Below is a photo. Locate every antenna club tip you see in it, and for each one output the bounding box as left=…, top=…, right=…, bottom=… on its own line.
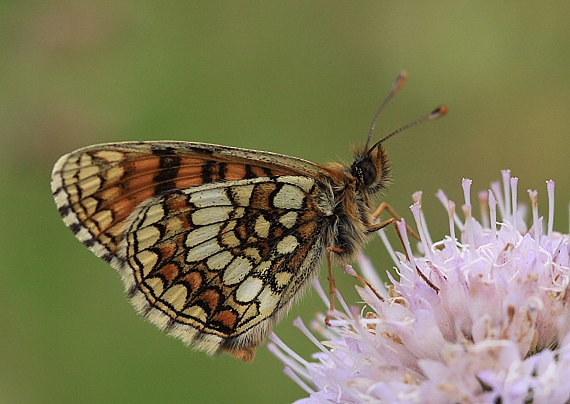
left=394, top=71, right=407, bottom=92
left=429, top=105, right=448, bottom=120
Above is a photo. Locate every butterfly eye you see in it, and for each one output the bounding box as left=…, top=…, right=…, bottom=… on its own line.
left=351, top=158, right=377, bottom=187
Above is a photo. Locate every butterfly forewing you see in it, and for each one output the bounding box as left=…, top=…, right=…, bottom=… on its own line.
left=52, top=142, right=329, bottom=257
left=51, top=141, right=336, bottom=361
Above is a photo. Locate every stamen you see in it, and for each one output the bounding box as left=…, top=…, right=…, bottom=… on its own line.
left=511, top=177, right=519, bottom=242
left=448, top=200, right=459, bottom=256
left=283, top=367, right=316, bottom=396
left=462, top=204, right=477, bottom=259
left=377, top=228, right=400, bottom=268
left=490, top=181, right=505, bottom=220
left=396, top=219, right=417, bottom=272
left=462, top=179, right=476, bottom=259
left=437, top=189, right=464, bottom=231
left=413, top=191, right=433, bottom=246
left=293, top=318, right=343, bottom=367
left=410, top=202, right=432, bottom=261
left=502, top=170, right=511, bottom=219
left=547, top=180, right=555, bottom=238
left=356, top=252, right=387, bottom=296
left=528, top=189, right=540, bottom=260
left=311, top=278, right=330, bottom=308
left=462, top=178, right=472, bottom=208
left=479, top=190, right=490, bottom=228
left=267, top=334, right=311, bottom=374
left=488, top=190, right=498, bottom=253
left=334, top=289, right=352, bottom=319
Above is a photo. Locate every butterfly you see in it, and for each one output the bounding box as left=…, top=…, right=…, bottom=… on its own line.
left=50, top=72, right=446, bottom=362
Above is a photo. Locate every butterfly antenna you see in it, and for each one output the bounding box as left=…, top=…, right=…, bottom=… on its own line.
left=365, top=71, right=408, bottom=150
left=368, top=105, right=448, bottom=152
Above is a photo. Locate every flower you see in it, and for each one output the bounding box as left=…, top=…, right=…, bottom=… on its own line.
left=268, top=171, right=570, bottom=404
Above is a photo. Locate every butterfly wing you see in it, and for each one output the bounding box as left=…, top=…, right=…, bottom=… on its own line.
left=121, top=176, right=329, bottom=361
left=51, top=141, right=333, bottom=361
left=51, top=141, right=330, bottom=260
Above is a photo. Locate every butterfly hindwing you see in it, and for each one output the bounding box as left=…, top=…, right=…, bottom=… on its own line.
left=119, top=176, right=329, bottom=358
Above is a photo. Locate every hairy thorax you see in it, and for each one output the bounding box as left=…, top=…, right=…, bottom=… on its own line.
left=317, top=163, right=377, bottom=262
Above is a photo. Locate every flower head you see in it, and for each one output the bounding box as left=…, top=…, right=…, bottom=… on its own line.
left=269, top=171, right=570, bottom=403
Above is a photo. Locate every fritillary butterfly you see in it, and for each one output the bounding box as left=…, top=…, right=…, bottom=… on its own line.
left=51, top=73, right=446, bottom=361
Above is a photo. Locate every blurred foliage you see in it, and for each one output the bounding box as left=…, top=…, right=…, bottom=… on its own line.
left=1, top=1, right=570, bottom=403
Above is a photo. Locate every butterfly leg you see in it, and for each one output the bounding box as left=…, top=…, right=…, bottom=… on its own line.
left=324, top=246, right=344, bottom=325
left=324, top=216, right=394, bottom=325
left=370, top=202, right=421, bottom=240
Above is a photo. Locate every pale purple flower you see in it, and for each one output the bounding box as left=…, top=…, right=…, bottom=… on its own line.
left=269, top=171, right=570, bottom=404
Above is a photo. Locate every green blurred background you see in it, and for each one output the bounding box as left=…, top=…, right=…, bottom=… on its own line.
left=2, top=2, right=570, bottom=403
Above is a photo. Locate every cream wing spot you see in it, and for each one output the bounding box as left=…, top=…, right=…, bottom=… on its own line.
left=257, top=261, right=271, bottom=275
left=104, top=165, right=125, bottom=184
left=277, top=176, right=314, bottom=192
left=78, top=153, right=93, bottom=169
left=135, top=250, right=159, bottom=277
left=243, top=247, right=261, bottom=262
left=82, top=197, right=99, bottom=217
left=165, top=216, right=184, bottom=234
left=233, top=207, right=245, bottom=219
left=80, top=175, right=102, bottom=198
left=223, top=257, right=252, bottom=285
left=273, top=184, right=305, bottom=210
left=186, top=223, right=222, bottom=248
left=94, top=150, right=124, bottom=163
left=145, top=277, right=164, bottom=297
left=276, top=235, right=299, bottom=255
left=220, top=231, right=240, bottom=248
left=254, top=215, right=270, bottom=239
left=99, top=186, right=121, bottom=202
left=279, top=211, right=297, bottom=229
left=240, top=304, right=260, bottom=323
left=78, top=165, right=99, bottom=180
left=141, top=203, right=165, bottom=227
left=207, top=251, right=233, bottom=270
left=161, top=284, right=188, bottom=311
left=189, top=188, right=231, bottom=207
left=184, top=305, right=207, bottom=323
left=275, top=272, right=293, bottom=289
left=191, top=206, right=232, bottom=226
left=231, top=184, right=254, bottom=206
left=64, top=185, right=79, bottom=199
left=235, top=277, right=263, bottom=303
left=62, top=169, right=77, bottom=183
left=223, top=220, right=236, bottom=232
left=98, top=233, right=112, bottom=247
left=186, top=238, right=222, bottom=262
left=91, top=210, right=114, bottom=232
left=135, top=225, right=161, bottom=251
left=258, top=286, right=280, bottom=317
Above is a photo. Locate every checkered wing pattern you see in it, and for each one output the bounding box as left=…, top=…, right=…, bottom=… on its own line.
left=51, top=141, right=332, bottom=361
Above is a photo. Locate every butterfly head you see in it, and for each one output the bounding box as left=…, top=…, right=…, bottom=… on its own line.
left=350, top=143, right=391, bottom=194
